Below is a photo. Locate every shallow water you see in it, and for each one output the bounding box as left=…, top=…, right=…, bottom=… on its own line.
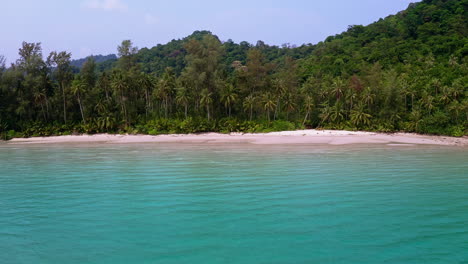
left=1, top=143, right=467, bottom=263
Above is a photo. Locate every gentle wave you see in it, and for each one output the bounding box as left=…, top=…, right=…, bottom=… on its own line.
left=1, top=144, right=467, bottom=264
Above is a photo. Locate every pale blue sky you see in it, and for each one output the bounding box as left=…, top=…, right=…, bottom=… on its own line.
left=1, top=0, right=418, bottom=63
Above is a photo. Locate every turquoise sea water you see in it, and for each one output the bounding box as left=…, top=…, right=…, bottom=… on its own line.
left=0, top=143, right=467, bottom=264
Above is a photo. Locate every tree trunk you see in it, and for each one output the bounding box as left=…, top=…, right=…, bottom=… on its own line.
left=40, top=102, right=46, bottom=121
left=45, top=95, right=50, bottom=120
left=62, top=82, right=67, bottom=123
left=303, top=111, right=309, bottom=125
left=145, top=89, right=149, bottom=118
left=78, top=96, right=85, bottom=124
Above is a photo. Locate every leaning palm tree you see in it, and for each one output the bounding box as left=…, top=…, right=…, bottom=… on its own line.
left=302, top=95, right=314, bottom=125
left=319, top=103, right=333, bottom=127
left=71, top=78, right=87, bottom=124
left=200, top=89, right=213, bottom=120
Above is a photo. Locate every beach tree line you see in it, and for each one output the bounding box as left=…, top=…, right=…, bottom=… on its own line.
left=0, top=0, right=466, bottom=139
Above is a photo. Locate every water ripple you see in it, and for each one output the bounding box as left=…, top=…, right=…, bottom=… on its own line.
left=0, top=144, right=467, bottom=264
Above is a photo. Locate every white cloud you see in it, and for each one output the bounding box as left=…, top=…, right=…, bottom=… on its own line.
left=82, top=0, right=128, bottom=12
left=144, top=14, right=158, bottom=25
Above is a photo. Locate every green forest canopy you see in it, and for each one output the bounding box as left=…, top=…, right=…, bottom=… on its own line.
left=0, top=0, right=466, bottom=139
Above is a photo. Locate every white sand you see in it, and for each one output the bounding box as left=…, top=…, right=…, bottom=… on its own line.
left=6, top=130, right=468, bottom=146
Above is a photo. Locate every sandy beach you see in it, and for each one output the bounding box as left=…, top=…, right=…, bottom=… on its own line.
left=4, top=130, right=468, bottom=146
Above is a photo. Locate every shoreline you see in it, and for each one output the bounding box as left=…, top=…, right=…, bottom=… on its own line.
left=4, top=130, right=468, bottom=146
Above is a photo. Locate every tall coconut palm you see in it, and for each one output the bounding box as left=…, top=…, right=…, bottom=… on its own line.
left=273, top=78, right=286, bottom=119
left=283, top=93, right=296, bottom=121
left=176, top=87, right=190, bottom=119
left=200, top=88, right=213, bottom=120
left=32, top=87, right=47, bottom=121
left=138, top=72, right=155, bottom=117
left=243, top=94, right=256, bottom=121
left=262, top=93, right=277, bottom=122
left=156, top=78, right=173, bottom=119
left=220, top=84, right=237, bottom=117
left=111, top=72, right=128, bottom=125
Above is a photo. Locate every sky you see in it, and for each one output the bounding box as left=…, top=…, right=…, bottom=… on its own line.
left=1, top=0, right=418, bottom=64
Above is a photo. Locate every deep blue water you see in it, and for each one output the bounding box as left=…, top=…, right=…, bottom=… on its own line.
left=1, top=143, right=467, bottom=263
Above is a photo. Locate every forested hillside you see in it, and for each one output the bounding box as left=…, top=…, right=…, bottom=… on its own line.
left=70, top=54, right=117, bottom=70
left=0, top=0, right=466, bottom=139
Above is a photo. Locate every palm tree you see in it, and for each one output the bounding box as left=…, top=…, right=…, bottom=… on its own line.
left=345, top=89, right=358, bottom=113
left=302, top=95, right=314, bottom=125
left=450, top=79, right=464, bottom=100
left=156, top=78, right=173, bottom=119
left=243, top=94, right=256, bottom=121
left=200, top=88, right=213, bottom=120
left=111, top=72, right=128, bottom=125
left=421, top=93, right=435, bottom=114
left=403, top=87, right=417, bottom=112
left=331, top=78, right=345, bottom=100
left=330, top=102, right=345, bottom=124
left=71, top=78, right=87, bottom=124
left=350, top=103, right=372, bottom=128
left=94, top=98, right=108, bottom=116
left=439, top=86, right=451, bottom=105
left=319, top=103, right=333, bottom=127
left=409, top=109, right=422, bottom=132
left=262, top=93, right=277, bottom=122
left=176, top=87, right=190, bottom=119
left=430, top=78, right=442, bottom=95
left=32, top=87, right=47, bottom=121
left=138, top=72, right=155, bottom=117
left=363, top=87, right=376, bottom=110
left=97, top=116, right=116, bottom=131
left=273, top=78, right=286, bottom=119
left=220, top=84, right=237, bottom=117
left=283, top=93, right=296, bottom=120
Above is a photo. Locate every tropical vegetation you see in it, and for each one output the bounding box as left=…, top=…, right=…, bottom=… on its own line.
left=0, top=0, right=466, bottom=140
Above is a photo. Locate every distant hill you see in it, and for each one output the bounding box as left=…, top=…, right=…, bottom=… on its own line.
left=70, top=54, right=118, bottom=69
